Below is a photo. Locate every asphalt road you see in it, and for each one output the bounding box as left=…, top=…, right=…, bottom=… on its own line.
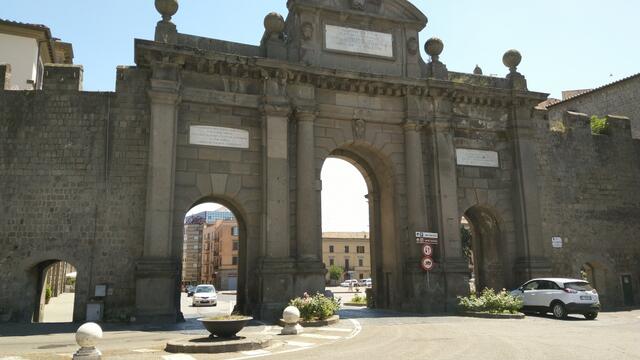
left=1, top=295, right=638, bottom=360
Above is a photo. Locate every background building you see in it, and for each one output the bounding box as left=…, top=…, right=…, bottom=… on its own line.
left=323, top=232, right=371, bottom=282
left=205, top=219, right=240, bottom=290
left=0, top=18, right=73, bottom=90
left=182, top=218, right=205, bottom=286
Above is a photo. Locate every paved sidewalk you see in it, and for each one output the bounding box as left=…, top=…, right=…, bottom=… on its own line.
left=42, top=293, right=75, bottom=323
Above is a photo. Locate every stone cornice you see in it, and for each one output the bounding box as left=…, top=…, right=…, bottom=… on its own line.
left=134, top=39, right=548, bottom=107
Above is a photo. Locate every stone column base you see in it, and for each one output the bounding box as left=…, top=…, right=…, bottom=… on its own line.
left=134, top=258, right=179, bottom=323
left=256, top=258, right=296, bottom=321
left=294, top=259, right=326, bottom=296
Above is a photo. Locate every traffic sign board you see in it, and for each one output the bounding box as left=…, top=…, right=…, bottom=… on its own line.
left=416, top=237, right=439, bottom=245
left=421, top=257, right=435, bottom=271
left=422, top=244, right=433, bottom=257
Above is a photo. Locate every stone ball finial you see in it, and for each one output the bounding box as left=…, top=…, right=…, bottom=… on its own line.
left=155, top=0, right=179, bottom=22
left=264, top=12, right=286, bottom=34
left=282, top=306, right=301, bottom=324
left=503, top=49, right=522, bottom=70
left=425, top=37, right=444, bottom=58
left=75, top=322, right=103, bottom=348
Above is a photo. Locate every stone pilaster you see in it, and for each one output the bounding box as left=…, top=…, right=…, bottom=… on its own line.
left=429, top=94, right=469, bottom=311
left=510, top=99, right=551, bottom=282
left=135, top=62, right=181, bottom=323
left=403, top=119, right=429, bottom=245
left=0, top=63, right=10, bottom=90
left=257, top=99, right=296, bottom=320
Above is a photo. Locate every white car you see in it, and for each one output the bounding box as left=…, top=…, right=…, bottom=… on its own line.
left=192, top=284, right=217, bottom=307
left=511, top=278, right=600, bottom=320
left=359, top=278, right=372, bottom=287
left=340, top=279, right=359, bottom=287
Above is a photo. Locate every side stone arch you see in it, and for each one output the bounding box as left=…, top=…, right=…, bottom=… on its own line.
left=173, top=174, right=262, bottom=315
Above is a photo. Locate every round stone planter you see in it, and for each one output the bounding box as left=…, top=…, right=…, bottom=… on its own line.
left=277, top=314, right=340, bottom=327
left=199, top=317, right=253, bottom=338
left=460, top=312, right=525, bottom=319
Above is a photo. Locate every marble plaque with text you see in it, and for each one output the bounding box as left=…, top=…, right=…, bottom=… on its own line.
left=456, top=149, right=500, bottom=168
left=325, top=25, right=393, bottom=58
left=189, top=126, right=249, bottom=149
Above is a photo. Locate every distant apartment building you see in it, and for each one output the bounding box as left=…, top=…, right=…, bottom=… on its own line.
left=322, top=232, right=371, bottom=281
left=182, top=218, right=205, bottom=285
left=0, top=18, right=73, bottom=90
left=184, top=208, right=234, bottom=225
left=203, top=219, right=240, bottom=290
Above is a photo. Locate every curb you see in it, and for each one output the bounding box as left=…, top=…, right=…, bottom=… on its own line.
left=277, top=315, right=340, bottom=327
left=459, top=312, right=525, bottom=319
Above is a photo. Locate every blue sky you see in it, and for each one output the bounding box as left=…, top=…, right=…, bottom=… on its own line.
left=5, top=1, right=638, bottom=232
left=4, top=0, right=638, bottom=97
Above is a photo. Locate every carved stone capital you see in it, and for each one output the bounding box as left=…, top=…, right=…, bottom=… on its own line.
left=261, top=102, right=292, bottom=118
left=294, top=107, right=318, bottom=123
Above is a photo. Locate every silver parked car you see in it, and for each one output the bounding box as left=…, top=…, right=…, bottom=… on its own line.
left=192, top=284, right=217, bottom=307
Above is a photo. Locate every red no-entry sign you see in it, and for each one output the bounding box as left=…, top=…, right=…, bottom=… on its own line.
left=421, top=256, right=435, bottom=271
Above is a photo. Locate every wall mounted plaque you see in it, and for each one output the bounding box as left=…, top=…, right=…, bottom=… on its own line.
left=189, top=126, right=249, bottom=149
left=325, top=25, right=393, bottom=58
left=456, top=149, right=500, bottom=168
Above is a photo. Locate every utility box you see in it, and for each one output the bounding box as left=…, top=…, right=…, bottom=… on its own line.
left=86, top=302, right=103, bottom=322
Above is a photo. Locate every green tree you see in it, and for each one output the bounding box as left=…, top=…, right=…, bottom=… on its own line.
left=328, top=265, right=344, bottom=281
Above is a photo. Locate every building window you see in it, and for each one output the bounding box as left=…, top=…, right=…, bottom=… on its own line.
left=233, top=241, right=239, bottom=251
left=231, top=226, right=239, bottom=236
left=232, top=256, right=238, bottom=265
left=345, top=246, right=350, bottom=253
left=344, top=259, right=350, bottom=270
left=329, top=245, right=334, bottom=253
left=357, top=246, right=365, bottom=253
left=358, top=258, right=363, bottom=267
left=359, top=273, right=364, bottom=279
left=329, top=258, right=334, bottom=266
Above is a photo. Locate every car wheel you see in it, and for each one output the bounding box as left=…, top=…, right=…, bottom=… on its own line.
left=584, top=312, right=598, bottom=320
left=552, top=302, right=567, bottom=319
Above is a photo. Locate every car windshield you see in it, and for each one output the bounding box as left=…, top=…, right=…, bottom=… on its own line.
left=564, top=282, right=593, bottom=291
left=196, top=286, right=214, bottom=293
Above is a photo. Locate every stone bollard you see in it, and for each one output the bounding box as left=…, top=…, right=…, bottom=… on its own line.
left=73, top=322, right=103, bottom=360
left=280, top=306, right=303, bottom=335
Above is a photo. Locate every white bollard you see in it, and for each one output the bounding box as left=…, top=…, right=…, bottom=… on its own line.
left=281, top=306, right=304, bottom=335
left=73, top=322, right=103, bottom=359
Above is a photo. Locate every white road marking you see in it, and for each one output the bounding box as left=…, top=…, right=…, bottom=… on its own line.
left=345, top=319, right=362, bottom=340
left=317, top=327, right=353, bottom=332
left=300, top=333, right=341, bottom=340
left=1, top=357, right=27, bottom=360
left=286, top=340, right=315, bottom=347
left=163, top=354, right=197, bottom=360
left=133, top=348, right=160, bottom=353
left=241, top=349, right=271, bottom=356
left=259, top=325, right=273, bottom=334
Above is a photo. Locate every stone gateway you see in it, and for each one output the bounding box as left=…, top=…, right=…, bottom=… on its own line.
left=1, top=0, right=638, bottom=323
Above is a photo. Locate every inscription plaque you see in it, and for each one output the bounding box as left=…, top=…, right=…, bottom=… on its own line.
left=189, top=126, right=249, bottom=149
left=456, top=149, right=500, bottom=168
left=325, top=25, right=393, bottom=58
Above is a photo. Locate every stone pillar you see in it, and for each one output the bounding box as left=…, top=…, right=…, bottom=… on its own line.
left=294, top=107, right=325, bottom=295
left=135, top=62, right=181, bottom=322
left=258, top=99, right=296, bottom=320
left=0, top=63, right=11, bottom=90
left=511, top=99, right=551, bottom=282
left=429, top=94, right=469, bottom=311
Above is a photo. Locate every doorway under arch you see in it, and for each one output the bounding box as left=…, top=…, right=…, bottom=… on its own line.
left=320, top=146, right=398, bottom=309
left=462, top=206, right=506, bottom=292
left=30, top=260, right=77, bottom=323
left=177, top=198, right=248, bottom=320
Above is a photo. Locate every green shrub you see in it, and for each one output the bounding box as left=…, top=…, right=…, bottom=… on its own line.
left=351, top=293, right=366, bottom=305
left=289, top=292, right=341, bottom=321
left=45, top=286, right=52, bottom=304
left=328, top=265, right=344, bottom=281
left=458, top=288, right=523, bottom=314
left=590, top=115, right=610, bottom=135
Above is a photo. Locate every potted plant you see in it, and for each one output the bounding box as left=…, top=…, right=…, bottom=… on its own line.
left=199, top=314, right=253, bottom=338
